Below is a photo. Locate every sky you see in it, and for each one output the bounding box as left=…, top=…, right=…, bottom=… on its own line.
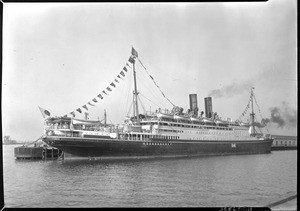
left=2, top=1, right=297, bottom=142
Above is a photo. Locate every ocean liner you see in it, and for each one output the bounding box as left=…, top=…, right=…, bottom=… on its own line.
left=41, top=48, right=273, bottom=158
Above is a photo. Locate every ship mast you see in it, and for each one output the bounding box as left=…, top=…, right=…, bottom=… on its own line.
left=250, top=87, right=256, bottom=135
left=132, top=56, right=140, bottom=125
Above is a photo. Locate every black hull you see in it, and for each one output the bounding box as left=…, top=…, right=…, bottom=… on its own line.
left=42, top=136, right=273, bottom=158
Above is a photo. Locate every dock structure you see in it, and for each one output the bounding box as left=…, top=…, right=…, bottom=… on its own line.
left=14, top=146, right=64, bottom=160
left=271, top=135, right=297, bottom=151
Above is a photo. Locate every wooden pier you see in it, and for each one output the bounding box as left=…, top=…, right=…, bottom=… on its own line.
left=14, top=146, right=64, bottom=160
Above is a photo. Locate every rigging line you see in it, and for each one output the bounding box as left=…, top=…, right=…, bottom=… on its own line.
left=24, top=135, right=44, bottom=147
left=139, top=92, right=162, bottom=109
left=126, top=100, right=134, bottom=117
left=137, top=58, right=175, bottom=107
left=136, top=65, right=166, bottom=103
left=123, top=67, right=133, bottom=117
left=137, top=95, right=146, bottom=114
left=135, top=70, right=160, bottom=98
left=137, top=57, right=147, bottom=70
left=147, top=62, right=178, bottom=82
left=254, top=116, right=263, bottom=134
left=253, top=94, right=270, bottom=133
left=136, top=83, right=168, bottom=110
left=238, top=90, right=252, bottom=121
left=135, top=72, right=166, bottom=108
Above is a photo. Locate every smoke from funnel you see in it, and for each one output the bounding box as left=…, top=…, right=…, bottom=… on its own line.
left=252, top=122, right=265, bottom=128
left=208, top=81, right=253, bottom=98
left=262, top=102, right=297, bottom=128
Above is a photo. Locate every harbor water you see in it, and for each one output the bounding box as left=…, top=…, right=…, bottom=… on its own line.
left=3, top=144, right=297, bottom=207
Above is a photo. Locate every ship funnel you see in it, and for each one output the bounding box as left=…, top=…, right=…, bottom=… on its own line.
left=189, top=94, right=198, bottom=116
left=204, top=97, right=213, bottom=118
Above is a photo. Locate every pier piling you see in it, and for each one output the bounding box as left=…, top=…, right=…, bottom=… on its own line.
left=14, top=146, right=63, bottom=161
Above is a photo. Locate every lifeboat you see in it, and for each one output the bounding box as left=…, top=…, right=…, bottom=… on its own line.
left=157, top=113, right=174, bottom=120
left=174, top=115, right=190, bottom=122
left=215, top=119, right=228, bottom=125
left=240, top=122, right=250, bottom=127
left=202, top=117, right=215, bottom=124
left=190, top=117, right=203, bottom=123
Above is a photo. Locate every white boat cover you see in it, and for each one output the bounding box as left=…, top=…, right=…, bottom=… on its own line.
left=215, top=120, right=227, bottom=124
left=72, top=119, right=101, bottom=125
left=174, top=115, right=190, bottom=121
left=157, top=113, right=174, bottom=119
left=190, top=117, right=203, bottom=122
left=202, top=117, right=215, bottom=123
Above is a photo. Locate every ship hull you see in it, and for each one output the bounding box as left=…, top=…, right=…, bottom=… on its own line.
left=42, top=136, right=273, bottom=158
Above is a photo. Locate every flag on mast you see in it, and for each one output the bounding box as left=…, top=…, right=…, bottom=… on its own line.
left=120, top=71, right=125, bottom=77
left=128, top=56, right=135, bottom=64
left=131, top=47, right=138, bottom=58
left=70, top=111, right=76, bottom=117
left=97, top=94, right=103, bottom=99
left=83, top=105, right=88, bottom=111
left=38, top=106, right=51, bottom=118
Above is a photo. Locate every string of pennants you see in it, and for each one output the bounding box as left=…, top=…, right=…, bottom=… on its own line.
left=252, top=90, right=270, bottom=133
left=67, top=48, right=138, bottom=118
left=238, top=87, right=254, bottom=121
left=137, top=57, right=175, bottom=107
